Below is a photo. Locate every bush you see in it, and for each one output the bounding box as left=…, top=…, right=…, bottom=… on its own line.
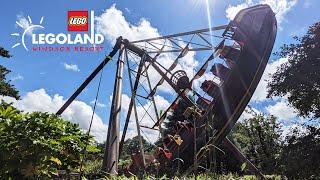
left=0, top=103, right=99, bottom=178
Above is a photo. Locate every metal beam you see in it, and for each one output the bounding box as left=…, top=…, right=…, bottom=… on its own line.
left=56, top=37, right=122, bottom=115
left=146, top=47, right=214, bottom=54
left=102, top=45, right=125, bottom=174
left=118, top=49, right=145, bottom=161
left=123, top=39, right=196, bottom=107
left=147, top=44, right=188, bottom=98
left=222, top=138, right=265, bottom=178
left=131, top=54, right=148, bottom=171
left=142, top=59, right=163, bottom=144
left=131, top=25, right=228, bottom=43
left=150, top=44, right=223, bottom=128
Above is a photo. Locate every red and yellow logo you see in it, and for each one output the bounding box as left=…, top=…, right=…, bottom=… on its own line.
left=68, top=11, right=88, bottom=31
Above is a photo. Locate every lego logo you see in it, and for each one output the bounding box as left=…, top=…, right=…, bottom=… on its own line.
left=68, top=11, right=88, bottom=31
left=69, top=17, right=87, bottom=25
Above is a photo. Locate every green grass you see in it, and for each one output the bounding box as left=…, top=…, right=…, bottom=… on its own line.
left=83, top=173, right=283, bottom=180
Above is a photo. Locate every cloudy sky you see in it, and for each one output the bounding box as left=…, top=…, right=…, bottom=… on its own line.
left=0, top=0, right=318, bottom=143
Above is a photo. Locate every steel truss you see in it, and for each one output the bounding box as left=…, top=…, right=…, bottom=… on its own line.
left=57, top=28, right=260, bottom=174
left=55, top=4, right=277, bottom=177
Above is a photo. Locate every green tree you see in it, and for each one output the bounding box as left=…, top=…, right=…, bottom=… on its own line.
left=0, top=47, right=12, bottom=58
left=0, top=46, right=19, bottom=99
left=0, top=65, right=20, bottom=99
left=222, top=113, right=283, bottom=174
left=267, top=22, right=320, bottom=119
left=281, top=125, right=320, bottom=179
left=0, top=103, right=99, bottom=178
left=120, top=136, right=156, bottom=160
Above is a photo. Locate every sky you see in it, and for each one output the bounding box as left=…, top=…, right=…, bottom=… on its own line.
left=0, top=0, right=319, bottom=143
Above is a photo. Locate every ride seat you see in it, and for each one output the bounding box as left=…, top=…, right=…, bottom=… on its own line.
left=210, top=63, right=231, bottom=80
left=200, top=80, right=219, bottom=98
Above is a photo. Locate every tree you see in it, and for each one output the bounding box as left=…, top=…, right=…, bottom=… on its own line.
left=120, top=136, right=155, bottom=160
left=0, top=103, right=99, bottom=178
left=220, top=113, right=283, bottom=174
left=281, top=125, right=320, bottom=179
left=0, top=46, right=19, bottom=99
left=0, top=65, right=20, bottom=99
left=118, top=136, right=156, bottom=175
left=267, top=22, right=320, bottom=119
left=0, top=47, right=12, bottom=58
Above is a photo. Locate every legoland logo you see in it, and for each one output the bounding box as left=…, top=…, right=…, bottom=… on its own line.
left=68, top=11, right=88, bottom=31
left=11, top=10, right=104, bottom=52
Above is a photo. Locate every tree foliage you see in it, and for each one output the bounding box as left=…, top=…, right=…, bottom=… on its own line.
left=219, top=113, right=282, bottom=174
left=0, top=46, right=19, bottom=99
left=281, top=125, right=320, bottom=179
left=120, top=136, right=156, bottom=160
left=0, top=65, right=20, bottom=99
left=267, top=22, right=320, bottom=119
left=220, top=112, right=320, bottom=179
left=0, top=103, right=99, bottom=178
left=0, top=47, right=12, bottom=58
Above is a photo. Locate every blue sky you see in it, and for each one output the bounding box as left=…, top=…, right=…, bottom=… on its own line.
left=0, top=0, right=319, bottom=142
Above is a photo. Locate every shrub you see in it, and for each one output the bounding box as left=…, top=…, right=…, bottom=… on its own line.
left=0, top=103, right=99, bottom=178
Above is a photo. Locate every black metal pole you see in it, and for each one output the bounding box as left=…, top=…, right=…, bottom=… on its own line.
left=56, top=37, right=122, bottom=115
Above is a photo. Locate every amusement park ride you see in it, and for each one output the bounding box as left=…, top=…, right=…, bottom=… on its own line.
left=56, top=4, right=277, bottom=177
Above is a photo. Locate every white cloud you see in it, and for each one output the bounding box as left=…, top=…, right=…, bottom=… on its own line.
left=238, top=106, right=261, bottom=122
left=15, top=14, right=37, bottom=36
left=226, top=0, right=253, bottom=20
left=124, top=7, right=131, bottom=14
left=90, top=99, right=106, bottom=108
left=250, top=57, right=299, bottom=123
left=225, top=0, right=297, bottom=25
left=63, top=63, right=80, bottom=72
left=252, top=57, right=288, bottom=102
left=11, top=74, right=24, bottom=81
left=96, top=4, right=160, bottom=45
left=96, top=4, right=199, bottom=95
left=262, top=0, right=297, bottom=23
left=0, top=89, right=108, bottom=143
left=192, top=72, right=219, bottom=94
left=265, top=99, right=298, bottom=121
left=16, top=15, right=31, bottom=29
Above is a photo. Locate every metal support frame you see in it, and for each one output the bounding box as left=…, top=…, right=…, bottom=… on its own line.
left=53, top=21, right=268, bottom=177
left=150, top=46, right=222, bottom=129
left=126, top=50, right=147, bottom=169
left=142, top=62, right=163, bottom=143
left=119, top=50, right=146, bottom=159
left=131, top=25, right=228, bottom=54
left=128, top=28, right=266, bottom=177
left=102, top=45, right=125, bottom=174
left=193, top=113, right=197, bottom=177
